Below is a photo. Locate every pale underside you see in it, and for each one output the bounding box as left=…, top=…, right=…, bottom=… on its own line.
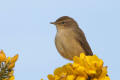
left=55, top=28, right=86, bottom=60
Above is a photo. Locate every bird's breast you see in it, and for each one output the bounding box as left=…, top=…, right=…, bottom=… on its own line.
left=55, top=29, right=85, bottom=60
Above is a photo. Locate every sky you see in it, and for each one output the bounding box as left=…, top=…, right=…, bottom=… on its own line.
left=0, top=0, right=120, bottom=80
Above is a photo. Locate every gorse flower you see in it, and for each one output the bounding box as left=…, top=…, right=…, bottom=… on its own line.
left=0, top=50, right=110, bottom=80
left=0, top=50, right=18, bottom=80
left=0, top=50, right=6, bottom=62
left=47, top=53, right=110, bottom=80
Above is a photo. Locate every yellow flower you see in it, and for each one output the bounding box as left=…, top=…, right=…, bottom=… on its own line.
left=0, top=50, right=18, bottom=80
left=63, top=63, right=74, bottom=74
left=7, top=54, right=18, bottom=70
left=48, top=75, right=55, bottom=80
left=98, top=66, right=108, bottom=80
left=8, top=76, right=15, bottom=80
left=46, top=53, right=110, bottom=80
left=66, top=75, right=75, bottom=80
left=8, top=63, right=15, bottom=69
left=76, top=76, right=86, bottom=80
left=91, top=78, right=97, bottom=80
left=10, top=54, right=19, bottom=63
left=0, top=50, right=6, bottom=62
left=104, top=76, right=110, bottom=80
left=9, top=70, right=14, bottom=76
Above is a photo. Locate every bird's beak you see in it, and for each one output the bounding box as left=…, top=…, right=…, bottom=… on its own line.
left=50, top=22, right=56, bottom=25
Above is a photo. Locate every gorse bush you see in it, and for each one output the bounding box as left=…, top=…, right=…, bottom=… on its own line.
left=0, top=50, right=18, bottom=80
left=46, top=53, right=110, bottom=80
left=0, top=50, right=110, bottom=80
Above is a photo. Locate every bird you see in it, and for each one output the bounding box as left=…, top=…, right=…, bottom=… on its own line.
left=51, top=16, right=93, bottom=60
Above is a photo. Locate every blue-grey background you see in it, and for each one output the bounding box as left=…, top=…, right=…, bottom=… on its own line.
left=0, top=0, right=119, bottom=80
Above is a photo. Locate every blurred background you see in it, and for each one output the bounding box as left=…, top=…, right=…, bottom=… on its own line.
left=0, top=0, right=119, bottom=80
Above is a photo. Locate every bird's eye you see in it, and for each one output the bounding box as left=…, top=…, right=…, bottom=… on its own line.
left=61, top=22, right=65, bottom=24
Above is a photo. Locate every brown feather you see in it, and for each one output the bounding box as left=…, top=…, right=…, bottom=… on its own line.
left=73, top=28, right=93, bottom=55
left=52, top=16, right=93, bottom=60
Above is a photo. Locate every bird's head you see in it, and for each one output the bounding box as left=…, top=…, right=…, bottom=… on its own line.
left=50, top=16, right=78, bottom=30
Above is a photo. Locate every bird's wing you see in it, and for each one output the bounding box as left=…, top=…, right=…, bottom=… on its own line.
left=73, top=28, right=93, bottom=55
